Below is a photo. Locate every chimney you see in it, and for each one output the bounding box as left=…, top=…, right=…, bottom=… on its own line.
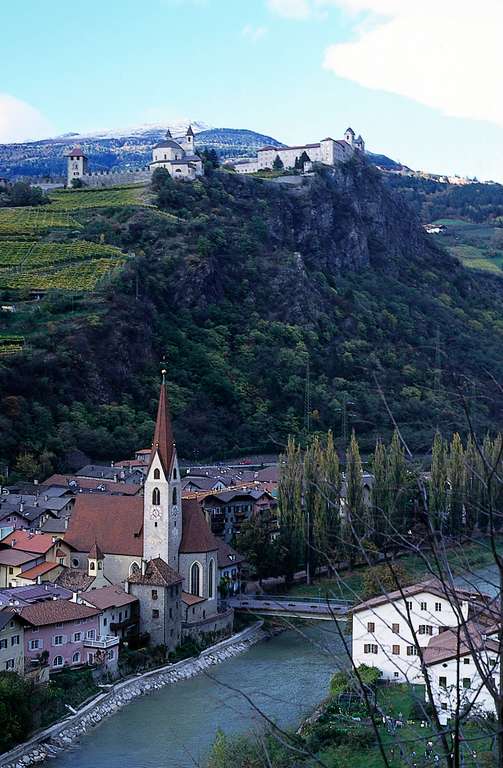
left=141, top=559, right=147, bottom=576
left=34, top=479, right=38, bottom=486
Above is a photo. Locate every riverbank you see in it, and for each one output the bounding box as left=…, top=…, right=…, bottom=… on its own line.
left=0, top=623, right=264, bottom=768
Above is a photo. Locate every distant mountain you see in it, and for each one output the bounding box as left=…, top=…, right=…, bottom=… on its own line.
left=0, top=123, right=284, bottom=180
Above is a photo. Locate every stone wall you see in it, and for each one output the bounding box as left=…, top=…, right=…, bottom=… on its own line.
left=80, top=169, right=151, bottom=188
left=0, top=622, right=264, bottom=768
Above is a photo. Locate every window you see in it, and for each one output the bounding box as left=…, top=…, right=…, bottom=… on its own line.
left=72, top=652, right=81, bottom=664
left=152, top=487, right=160, bottom=505
left=153, top=468, right=160, bottom=480
left=107, top=649, right=114, bottom=660
left=89, top=561, right=95, bottom=571
left=190, top=562, right=201, bottom=597
left=29, top=639, right=41, bottom=650
left=463, top=657, right=470, bottom=665
left=462, top=678, right=471, bottom=689
left=441, top=703, right=448, bottom=711
left=393, top=671, right=399, bottom=678
left=439, top=676, right=447, bottom=688
left=392, top=623, right=400, bottom=634
left=8, top=567, right=13, bottom=575
left=72, top=558, right=79, bottom=568
left=152, top=609, right=160, bottom=619
left=435, top=602, right=442, bottom=612
left=86, top=630, right=95, bottom=640
left=0, top=639, right=7, bottom=650
left=208, top=559, right=215, bottom=599
left=172, top=487, right=178, bottom=505
left=367, top=622, right=375, bottom=633
left=420, top=602, right=427, bottom=611
left=152, top=589, right=158, bottom=600
left=173, top=468, right=177, bottom=480
left=54, top=635, right=64, bottom=646
left=5, top=659, right=15, bottom=670
left=53, top=656, right=64, bottom=668
left=364, top=644, right=378, bottom=654
left=169, top=607, right=172, bottom=619
left=406, top=646, right=418, bottom=656
left=11, top=635, right=19, bottom=646
left=73, top=632, right=81, bottom=642
left=418, top=625, right=433, bottom=636
left=406, top=601, right=413, bottom=611
left=103, top=617, right=107, bottom=626
left=392, top=645, right=400, bottom=655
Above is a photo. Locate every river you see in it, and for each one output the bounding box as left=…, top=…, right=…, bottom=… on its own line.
left=47, top=623, right=348, bottom=768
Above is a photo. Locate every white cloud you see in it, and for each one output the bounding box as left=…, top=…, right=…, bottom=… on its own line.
left=0, top=94, right=53, bottom=144
left=323, top=0, right=503, bottom=127
left=267, top=0, right=340, bottom=19
left=242, top=24, right=268, bottom=42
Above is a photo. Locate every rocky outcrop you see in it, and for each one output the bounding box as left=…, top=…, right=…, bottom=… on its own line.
left=0, top=623, right=263, bottom=768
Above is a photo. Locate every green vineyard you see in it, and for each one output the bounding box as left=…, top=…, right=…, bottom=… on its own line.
left=47, top=184, right=150, bottom=211
left=0, top=207, right=82, bottom=235
left=0, top=240, right=124, bottom=268
left=0, top=258, right=125, bottom=291
left=0, top=334, right=24, bottom=356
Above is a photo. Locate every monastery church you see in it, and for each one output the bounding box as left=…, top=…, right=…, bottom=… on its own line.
left=63, top=372, right=231, bottom=648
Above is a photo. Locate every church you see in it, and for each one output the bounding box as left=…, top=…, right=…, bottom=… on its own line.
left=63, top=371, right=232, bottom=649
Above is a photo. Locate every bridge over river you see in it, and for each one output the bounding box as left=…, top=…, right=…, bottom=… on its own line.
left=229, top=594, right=351, bottom=620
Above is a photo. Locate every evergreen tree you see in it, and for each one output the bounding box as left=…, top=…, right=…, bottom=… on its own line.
left=272, top=154, right=284, bottom=171
left=344, top=430, right=365, bottom=566
left=430, top=432, right=447, bottom=533
left=304, top=436, right=322, bottom=581
left=386, top=430, right=408, bottom=541
left=447, top=432, right=465, bottom=535
left=371, top=438, right=387, bottom=547
left=464, top=435, right=483, bottom=534
left=278, top=436, right=303, bottom=581
left=321, top=430, right=342, bottom=560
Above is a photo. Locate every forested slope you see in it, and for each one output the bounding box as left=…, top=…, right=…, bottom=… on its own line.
left=1, top=158, right=503, bottom=475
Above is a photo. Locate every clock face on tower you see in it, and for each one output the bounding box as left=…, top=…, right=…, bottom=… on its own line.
left=150, top=507, right=161, bottom=521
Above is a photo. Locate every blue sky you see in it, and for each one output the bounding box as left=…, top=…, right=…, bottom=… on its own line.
left=1, top=0, right=502, bottom=181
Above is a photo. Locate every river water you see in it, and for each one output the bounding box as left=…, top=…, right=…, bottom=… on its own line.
left=48, top=623, right=348, bottom=768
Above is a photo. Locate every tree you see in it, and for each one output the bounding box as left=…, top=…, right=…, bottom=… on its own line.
left=272, top=155, right=284, bottom=171
left=238, top=513, right=278, bottom=586
left=319, top=430, right=342, bottom=562
left=344, top=430, right=365, bottom=566
left=278, top=436, right=303, bottom=582
left=385, top=429, right=408, bottom=539
left=430, top=431, right=447, bottom=533
left=371, top=439, right=387, bottom=547
left=14, top=452, right=41, bottom=481
left=447, top=432, right=465, bottom=535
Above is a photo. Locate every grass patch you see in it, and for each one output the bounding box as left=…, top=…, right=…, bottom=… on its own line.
left=0, top=207, right=81, bottom=235
left=47, top=184, right=151, bottom=211
left=0, top=258, right=125, bottom=291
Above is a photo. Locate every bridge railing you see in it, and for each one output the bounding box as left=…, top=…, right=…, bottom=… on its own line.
left=232, top=594, right=351, bottom=608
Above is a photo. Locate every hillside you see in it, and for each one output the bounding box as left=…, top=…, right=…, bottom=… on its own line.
left=0, top=126, right=283, bottom=180
left=1, top=158, right=503, bottom=475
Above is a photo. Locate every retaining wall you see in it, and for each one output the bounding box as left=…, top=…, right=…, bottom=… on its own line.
left=0, top=622, right=264, bottom=768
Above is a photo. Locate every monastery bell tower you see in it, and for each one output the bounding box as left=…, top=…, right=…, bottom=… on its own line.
left=143, top=369, right=182, bottom=570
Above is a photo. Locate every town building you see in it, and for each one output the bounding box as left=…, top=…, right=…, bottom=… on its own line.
left=351, top=579, right=489, bottom=683
left=0, top=609, right=25, bottom=673
left=128, top=558, right=182, bottom=651
left=232, top=127, right=365, bottom=175
left=216, top=539, right=245, bottom=596
left=202, top=489, right=277, bottom=543
left=20, top=599, right=118, bottom=673
left=81, top=585, right=139, bottom=642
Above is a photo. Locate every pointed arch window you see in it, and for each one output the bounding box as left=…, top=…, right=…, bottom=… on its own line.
left=152, top=488, right=160, bottom=506
left=190, top=562, right=201, bottom=597
left=173, top=467, right=177, bottom=480
left=153, top=468, right=160, bottom=480
left=172, top=487, right=178, bottom=506
left=208, top=559, right=214, bottom=599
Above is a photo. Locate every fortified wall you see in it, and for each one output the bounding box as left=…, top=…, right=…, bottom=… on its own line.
left=78, top=167, right=152, bottom=188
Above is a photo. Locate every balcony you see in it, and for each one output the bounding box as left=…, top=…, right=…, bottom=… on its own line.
left=83, top=635, right=119, bottom=649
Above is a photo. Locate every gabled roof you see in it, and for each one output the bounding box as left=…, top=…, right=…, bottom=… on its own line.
left=0, top=530, right=62, bottom=555
left=0, top=550, right=37, bottom=567
left=84, top=585, right=138, bottom=610
left=186, top=125, right=194, bottom=136
left=423, top=622, right=501, bottom=666
left=88, top=541, right=104, bottom=561
left=215, top=538, right=245, bottom=569
left=182, top=591, right=205, bottom=606
left=128, top=557, right=182, bottom=587
left=0, top=609, right=24, bottom=632
left=20, top=600, right=100, bottom=627
left=180, top=498, right=218, bottom=554
left=56, top=569, right=96, bottom=592
left=352, top=578, right=489, bottom=614
left=150, top=379, right=176, bottom=476
left=64, top=494, right=143, bottom=556
left=18, top=562, right=62, bottom=581
left=66, top=146, right=87, bottom=157
left=42, top=474, right=141, bottom=496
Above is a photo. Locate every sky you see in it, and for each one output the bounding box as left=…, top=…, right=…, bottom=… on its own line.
left=1, top=0, right=502, bottom=181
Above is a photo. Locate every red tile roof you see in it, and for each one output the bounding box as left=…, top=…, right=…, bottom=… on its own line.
left=0, top=550, right=37, bottom=566
left=84, top=585, right=138, bottom=610
left=43, top=474, right=141, bottom=496
left=150, top=381, right=176, bottom=475
left=181, top=591, right=205, bottom=606
left=352, top=578, right=489, bottom=614
left=20, top=600, right=100, bottom=627
left=128, top=557, right=182, bottom=587
left=180, top=498, right=218, bottom=554
left=1, top=530, right=59, bottom=555
left=64, top=495, right=143, bottom=556
left=18, top=562, right=62, bottom=580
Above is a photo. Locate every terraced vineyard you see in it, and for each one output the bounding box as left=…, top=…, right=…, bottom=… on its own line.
left=0, top=240, right=123, bottom=268
left=47, top=184, right=150, bottom=211
left=0, top=258, right=125, bottom=291
left=0, top=207, right=81, bottom=235
left=432, top=219, right=503, bottom=276
left=0, top=334, right=24, bottom=356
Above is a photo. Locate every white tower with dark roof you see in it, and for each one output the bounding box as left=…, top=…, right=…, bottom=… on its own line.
left=143, top=369, right=182, bottom=570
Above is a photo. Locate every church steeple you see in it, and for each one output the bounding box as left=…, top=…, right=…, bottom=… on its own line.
left=143, top=369, right=182, bottom=569
left=150, top=368, right=176, bottom=476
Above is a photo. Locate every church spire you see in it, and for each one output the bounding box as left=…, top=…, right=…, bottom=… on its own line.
left=150, top=368, right=176, bottom=475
